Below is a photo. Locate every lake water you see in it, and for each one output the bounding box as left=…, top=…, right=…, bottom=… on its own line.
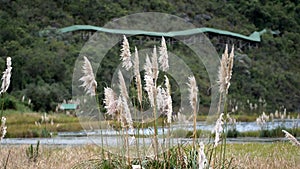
left=58, top=119, right=299, bottom=136
left=1, top=119, right=299, bottom=146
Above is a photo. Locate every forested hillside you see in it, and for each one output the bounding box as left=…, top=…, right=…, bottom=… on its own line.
left=0, top=0, right=299, bottom=113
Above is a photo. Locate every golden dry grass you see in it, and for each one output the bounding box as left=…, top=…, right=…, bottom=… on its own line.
left=0, top=144, right=101, bottom=169
left=0, top=142, right=299, bottom=169
left=226, top=143, right=300, bottom=169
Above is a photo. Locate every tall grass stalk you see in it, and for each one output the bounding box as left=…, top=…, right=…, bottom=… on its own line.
left=0, top=93, right=4, bottom=124
left=222, top=45, right=234, bottom=168
left=79, top=56, right=106, bottom=158
left=208, top=44, right=234, bottom=168
left=0, top=57, right=12, bottom=141
left=3, top=149, right=10, bottom=169
left=187, top=76, right=199, bottom=148
left=221, top=97, right=228, bottom=168
left=144, top=47, right=160, bottom=158
left=118, top=70, right=135, bottom=164
left=133, top=47, right=144, bottom=161
left=152, top=46, right=159, bottom=159
left=152, top=82, right=159, bottom=159
left=218, top=45, right=234, bottom=168
left=165, top=75, right=172, bottom=169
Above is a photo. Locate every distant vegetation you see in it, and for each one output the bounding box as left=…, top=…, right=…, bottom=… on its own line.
left=0, top=0, right=299, bottom=113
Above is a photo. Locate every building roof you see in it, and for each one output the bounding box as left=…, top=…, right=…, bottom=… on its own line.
left=60, top=103, right=77, bottom=110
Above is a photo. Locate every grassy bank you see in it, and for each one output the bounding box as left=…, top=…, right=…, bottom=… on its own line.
left=0, top=142, right=298, bottom=169
left=171, top=127, right=300, bottom=139
left=4, top=112, right=83, bottom=138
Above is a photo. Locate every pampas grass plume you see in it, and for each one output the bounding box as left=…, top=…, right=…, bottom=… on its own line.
left=144, top=54, right=155, bottom=107
left=151, top=46, right=159, bottom=81
left=118, top=70, right=129, bottom=99
left=187, top=76, right=198, bottom=111
left=79, top=56, right=97, bottom=96
left=165, top=75, right=172, bottom=123
left=213, top=113, right=224, bottom=147
left=0, top=57, right=12, bottom=94
left=120, top=35, right=132, bottom=71
left=282, top=130, right=300, bottom=147
left=118, top=71, right=133, bottom=129
left=198, top=142, right=207, bottom=169
left=134, top=47, right=143, bottom=105
left=159, top=37, right=169, bottom=71
left=0, top=116, right=7, bottom=140
left=104, top=87, right=118, bottom=116
left=217, top=44, right=234, bottom=94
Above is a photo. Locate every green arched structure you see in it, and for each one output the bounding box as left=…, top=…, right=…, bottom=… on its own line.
left=57, top=25, right=278, bottom=42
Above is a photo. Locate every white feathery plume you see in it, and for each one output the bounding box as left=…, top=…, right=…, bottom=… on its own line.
left=156, top=76, right=173, bottom=123
left=122, top=96, right=133, bottom=129
left=103, top=87, right=118, bottom=116
left=156, top=86, right=166, bottom=115
left=1, top=116, right=7, bottom=140
left=227, top=45, right=234, bottom=85
left=0, top=57, right=12, bottom=94
left=187, top=75, right=198, bottom=145
left=118, top=71, right=133, bottom=129
left=151, top=46, right=159, bottom=81
left=156, top=85, right=172, bottom=123
left=176, top=110, right=188, bottom=123
left=41, top=113, right=44, bottom=123
left=159, top=37, right=169, bottom=71
left=275, top=110, right=279, bottom=118
left=134, top=47, right=143, bottom=105
left=144, top=54, right=155, bottom=107
left=0, top=68, right=11, bottom=94
left=198, top=142, right=207, bottom=169
left=6, top=57, right=11, bottom=67
left=227, top=113, right=233, bottom=124
left=132, top=165, right=145, bottom=169
left=187, top=76, right=198, bottom=111
left=116, top=96, right=132, bottom=130
left=120, top=35, right=132, bottom=71
left=128, top=136, right=136, bottom=146
left=282, top=130, right=300, bottom=147
left=212, top=113, right=224, bottom=147
left=41, top=113, right=49, bottom=123
left=116, top=96, right=125, bottom=127
left=165, top=75, right=172, bottom=123
left=118, top=70, right=129, bottom=99
left=270, top=113, right=274, bottom=122
left=256, top=112, right=270, bottom=128
left=217, top=45, right=235, bottom=94
left=256, top=117, right=263, bottom=127
left=281, top=113, right=285, bottom=120
left=79, top=56, right=97, bottom=96
left=262, top=112, right=269, bottom=121
left=217, top=45, right=229, bottom=94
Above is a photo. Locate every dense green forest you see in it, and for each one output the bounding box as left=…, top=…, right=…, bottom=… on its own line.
left=0, top=0, right=299, bottom=113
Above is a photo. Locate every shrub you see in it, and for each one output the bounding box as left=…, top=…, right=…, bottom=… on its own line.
left=0, top=96, right=17, bottom=110
left=227, top=128, right=239, bottom=138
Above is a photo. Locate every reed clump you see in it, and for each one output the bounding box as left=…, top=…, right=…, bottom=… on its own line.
left=75, top=36, right=240, bottom=169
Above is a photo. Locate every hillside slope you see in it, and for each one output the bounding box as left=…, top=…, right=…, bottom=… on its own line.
left=0, top=0, right=299, bottom=113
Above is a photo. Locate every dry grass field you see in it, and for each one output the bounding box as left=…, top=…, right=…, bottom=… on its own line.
left=0, top=142, right=299, bottom=169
